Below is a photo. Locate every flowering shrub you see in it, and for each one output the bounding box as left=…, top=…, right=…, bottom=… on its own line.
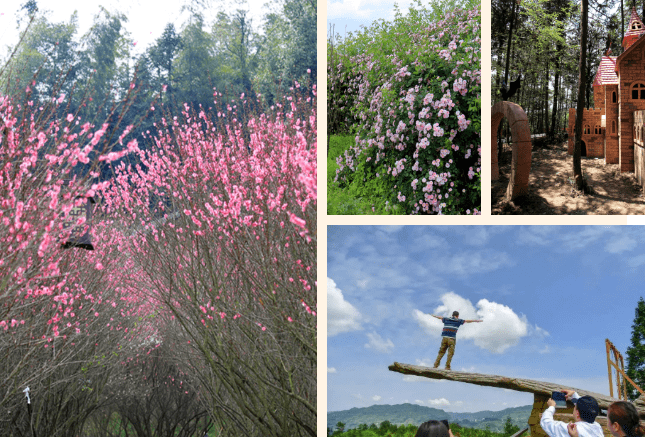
left=1, top=78, right=316, bottom=436
left=330, top=4, right=481, bottom=214
left=100, top=89, right=317, bottom=436
left=0, top=90, right=158, bottom=436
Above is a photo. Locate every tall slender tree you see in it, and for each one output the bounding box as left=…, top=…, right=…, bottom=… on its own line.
left=626, top=297, right=645, bottom=401
left=573, top=0, right=589, bottom=191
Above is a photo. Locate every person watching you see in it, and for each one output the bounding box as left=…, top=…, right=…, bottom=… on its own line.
left=415, top=420, right=455, bottom=437
left=568, top=400, right=645, bottom=437
left=540, top=389, right=603, bottom=437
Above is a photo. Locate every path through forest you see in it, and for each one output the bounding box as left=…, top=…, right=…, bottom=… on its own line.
left=492, top=140, right=645, bottom=214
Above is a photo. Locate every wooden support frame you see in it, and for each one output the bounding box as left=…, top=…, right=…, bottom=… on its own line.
left=605, top=339, right=644, bottom=399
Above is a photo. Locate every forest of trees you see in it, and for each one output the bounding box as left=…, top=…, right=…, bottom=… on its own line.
left=2, top=0, right=316, bottom=179
left=491, top=0, right=645, bottom=140
left=328, top=418, right=524, bottom=437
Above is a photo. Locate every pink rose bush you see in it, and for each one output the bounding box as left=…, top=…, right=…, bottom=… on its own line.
left=330, top=5, right=481, bottom=214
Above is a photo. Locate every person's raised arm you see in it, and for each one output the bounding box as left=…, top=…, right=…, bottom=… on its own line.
left=431, top=315, right=443, bottom=320
left=465, top=319, right=483, bottom=323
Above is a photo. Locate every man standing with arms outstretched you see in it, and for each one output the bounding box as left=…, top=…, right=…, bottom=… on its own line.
left=432, top=311, right=482, bottom=370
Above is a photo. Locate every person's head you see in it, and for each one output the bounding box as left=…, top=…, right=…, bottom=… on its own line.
left=415, top=420, right=451, bottom=437
left=572, top=395, right=600, bottom=423
left=452, top=311, right=459, bottom=318
left=607, top=401, right=645, bottom=437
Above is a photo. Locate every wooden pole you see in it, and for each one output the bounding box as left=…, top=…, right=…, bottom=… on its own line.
left=620, top=354, right=627, bottom=400
left=608, top=358, right=645, bottom=397
left=606, top=339, right=614, bottom=398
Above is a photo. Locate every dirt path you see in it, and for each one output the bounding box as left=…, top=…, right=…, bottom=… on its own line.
left=492, top=141, right=645, bottom=215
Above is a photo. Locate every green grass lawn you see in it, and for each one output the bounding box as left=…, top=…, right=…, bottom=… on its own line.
left=327, top=135, right=402, bottom=215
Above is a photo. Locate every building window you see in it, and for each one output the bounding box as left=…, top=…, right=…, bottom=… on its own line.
left=631, top=83, right=645, bottom=100
left=612, top=120, right=616, bottom=134
left=584, top=124, right=591, bottom=134
left=612, top=91, right=617, bottom=103
left=594, top=125, right=601, bottom=134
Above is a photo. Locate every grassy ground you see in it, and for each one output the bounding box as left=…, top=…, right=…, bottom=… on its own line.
left=327, top=135, right=403, bottom=215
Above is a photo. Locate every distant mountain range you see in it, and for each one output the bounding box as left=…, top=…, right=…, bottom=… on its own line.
left=327, top=403, right=533, bottom=432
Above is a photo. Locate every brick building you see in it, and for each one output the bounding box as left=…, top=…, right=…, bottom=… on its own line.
left=567, top=7, right=645, bottom=174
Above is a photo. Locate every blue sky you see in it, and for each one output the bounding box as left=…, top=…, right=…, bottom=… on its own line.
left=327, top=226, right=645, bottom=413
left=327, top=0, right=417, bottom=38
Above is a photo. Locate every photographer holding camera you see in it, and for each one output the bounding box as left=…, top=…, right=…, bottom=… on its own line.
left=540, top=389, right=604, bottom=437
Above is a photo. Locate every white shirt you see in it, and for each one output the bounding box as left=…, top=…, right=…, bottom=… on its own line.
left=540, top=393, right=605, bottom=437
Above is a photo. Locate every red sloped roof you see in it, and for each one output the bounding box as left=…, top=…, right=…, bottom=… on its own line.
left=626, top=7, right=645, bottom=38
left=593, top=56, right=618, bottom=86
left=623, top=7, right=645, bottom=49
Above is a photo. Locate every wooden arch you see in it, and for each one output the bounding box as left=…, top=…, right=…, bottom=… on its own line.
left=491, top=101, right=532, bottom=200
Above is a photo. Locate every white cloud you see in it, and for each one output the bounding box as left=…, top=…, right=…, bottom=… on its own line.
left=518, top=226, right=642, bottom=256
left=532, top=324, right=550, bottom=338
left=605, top=232, right=638, bottom=253
left=378, top=225, right=404, bottom=234
left=626, top=254, right=645, bottom=269
left=428, top=398, right=451, bottom=406
left=365, top=331, right=395, bottom=354
left=328, top=278, right=362, bottom=337
left=517, top=226, right=553, bottom=246
left=415, top=399, right=425, bottom=405
left=328, top=367, right=337, bottom=373
left=539, top=345, right=551, bottom=354
left=327, top=0, right=373, bottom=19
left=357, top=279, right=369, bottom=289
left=372, top=395, right=382, bottom=401
left=460, top=366, right=478, bottom=373
left=436, top=251, right=514, bottom=275
left=414, top=292, right=530, bottom=354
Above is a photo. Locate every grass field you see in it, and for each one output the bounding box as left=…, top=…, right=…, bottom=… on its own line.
left=327, top=135, right=403, bottom=215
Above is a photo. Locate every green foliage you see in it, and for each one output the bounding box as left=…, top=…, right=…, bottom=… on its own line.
left=328, top=420, right=525, bottom=437
left=626, top=296, right=645, bottom=401
left=2, top=0, right=316, bottom=150
left=328, top=135, right=404, bottom=215
left=503, top=417, right=521, bottom=436
left=328, top=403, right=532, bottom=433
left=327, top=3, right=481, bottom=215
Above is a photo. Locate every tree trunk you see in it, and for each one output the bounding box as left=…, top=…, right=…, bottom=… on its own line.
left=550, top=38, right=563, bottom=140
left=388, top=362, right=645, bottom=413
left=544, top=58, right=550, bottom=135
left=573, top=0, right=588, bottom=191
left=504, top=0, right=517, bottom=86
left=551, top=69, right=560, bottom=139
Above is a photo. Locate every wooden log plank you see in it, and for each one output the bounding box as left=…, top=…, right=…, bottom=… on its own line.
left=388, top=362, right=645, bottom=415
left=510, top=427, right=529, bottom=437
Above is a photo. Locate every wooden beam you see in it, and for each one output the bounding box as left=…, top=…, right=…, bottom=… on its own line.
left=608, top=359, right=645, bottom=396
left=510, top=427, right=529, bottom=437
left=606, top=340, right=614, bottom=398
left=388, top=362, right=645, bottom=415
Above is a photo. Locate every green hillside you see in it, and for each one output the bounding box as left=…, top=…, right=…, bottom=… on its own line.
left=327, top=403, right=532, bottom=432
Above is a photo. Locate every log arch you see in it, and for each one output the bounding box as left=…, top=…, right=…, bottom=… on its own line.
left=491, top=101, right=532, bottom=200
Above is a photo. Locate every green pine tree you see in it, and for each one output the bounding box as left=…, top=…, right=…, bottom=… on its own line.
left=626, top=296, right=645, bottom=400
left=503, top=417, right=520, bottom=437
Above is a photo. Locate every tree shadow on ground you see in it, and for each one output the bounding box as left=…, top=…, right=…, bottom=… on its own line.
left=492, top=140, right=645, bottom=215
